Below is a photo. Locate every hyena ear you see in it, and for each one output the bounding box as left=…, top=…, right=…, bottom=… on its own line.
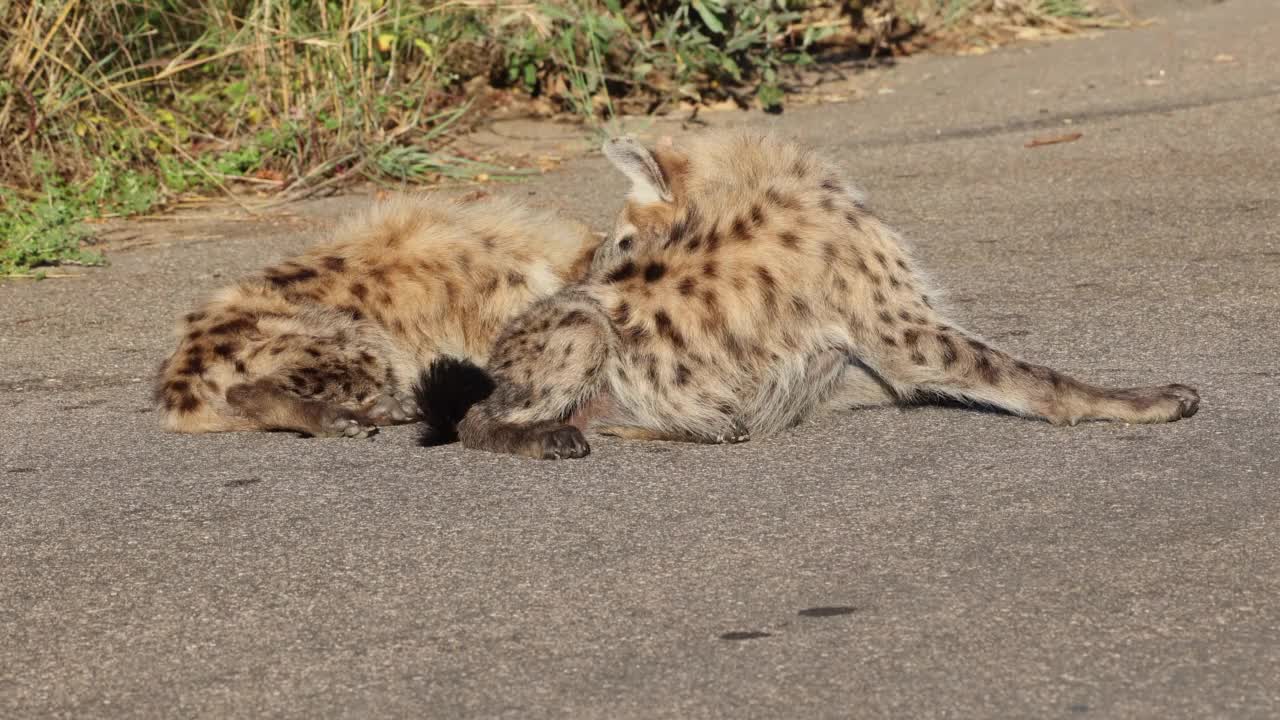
left=603, top=135, right=672, bottom=205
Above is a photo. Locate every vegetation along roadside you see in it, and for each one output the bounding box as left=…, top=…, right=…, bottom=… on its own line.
left=0, top=0, right=1117, bottom=277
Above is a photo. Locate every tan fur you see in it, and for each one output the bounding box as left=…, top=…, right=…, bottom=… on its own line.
left=156, top=194, right=600, bottom=436
left=457, top=130, right=1199, bottom=459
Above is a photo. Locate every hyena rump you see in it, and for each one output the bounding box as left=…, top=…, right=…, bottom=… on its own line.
left=156, top=194, right=600, bottom=438
left=447, top=130, right=1199, bottom=459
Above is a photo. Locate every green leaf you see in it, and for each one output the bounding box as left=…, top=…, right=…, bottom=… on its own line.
left=691, top=0, right=725, bottom=34
left=757, top=83, right=784, bottom=111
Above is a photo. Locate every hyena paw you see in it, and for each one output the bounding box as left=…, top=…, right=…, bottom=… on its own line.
left=392, top=389, right=422, bottom=419
left=321, top=409, right=378, bottom=439
left=712, top=421, right=751, bottom=444
left=1062, top=383, right=1200, bottom=426
left=361, top=394, right=418, bottom=425
left=534, top=425, right=591, bottom=460
left=1120, top=383, right=1200, bottom=422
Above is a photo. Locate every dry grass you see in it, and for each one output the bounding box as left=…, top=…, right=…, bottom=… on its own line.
left=0, top=0, right=1114, bottom=275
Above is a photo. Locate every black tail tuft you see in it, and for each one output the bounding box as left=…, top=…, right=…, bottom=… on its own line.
left=415, top=356, right=495, bottom=446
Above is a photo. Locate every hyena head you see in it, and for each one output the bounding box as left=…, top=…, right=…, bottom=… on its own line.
left=591, top=135, right=691, bottom=272
left=597, top=130, right=861, bottom=260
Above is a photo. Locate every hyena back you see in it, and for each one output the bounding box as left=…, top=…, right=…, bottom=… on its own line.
left=156, top=194, right=599, bottom=437
left=453, top=130, right=1199, bottom=459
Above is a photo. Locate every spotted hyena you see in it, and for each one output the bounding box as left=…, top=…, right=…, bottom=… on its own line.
left=155, top=194, right=600, bottom=438
left=442, top=130, right=1199, bottom=459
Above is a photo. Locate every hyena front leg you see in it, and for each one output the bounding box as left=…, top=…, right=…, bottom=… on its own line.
left=225, top=378, right=378, bottom=438
left=457, top=292, right=614, bottom=459
left=856, top=312, right=1199, bottom=425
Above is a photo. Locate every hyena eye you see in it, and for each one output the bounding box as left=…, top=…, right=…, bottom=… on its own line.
left=617, top=234, right=634, bottom=251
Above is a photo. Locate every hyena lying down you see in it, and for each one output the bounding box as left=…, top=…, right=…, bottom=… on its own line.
left=155, top=194, right=600, bottom=438
left=440, top=130, right=1199, bottom=459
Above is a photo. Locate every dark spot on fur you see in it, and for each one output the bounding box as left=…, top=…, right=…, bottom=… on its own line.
left=212, top=342, right=238, bottom=358
left=1016, top=360, right=1034, bottom=373
left=653, top=310, right=685, bottom=349
left=178, top=393, right=200, bottom=413
left=675, top=363, right=691, bottom=386
left=506, top=271, right=526, bottom=287
left=644, top=262, right=667, bottom=283
left=211, top=316, right=262, bottom=338
left=731, top=216, right=751, bottom=242
left=322, top=256, right=345, bottom=271
left=939, top=334, right=958, bottom=366
left=975, top=352, right=1001, bottom=383
left=678, top=277, right=696, bottom=296
left=873, top=290, right=886, bottom=305
left=823, top=242, right=838, bottom=263
left=266, top=265, right=317, bottom=287
left=844, top=210, right=861, bottom=228
left=902, top=328, right=920, bottom=347
left=558, top=310, right=590, bottom=328
left=821, top=178, right=841, bottom=193
left=180, top=354, right=206, bottom=376
left=880, top=333, right=898, bottom=347
left=184, top=312, right=206, bottom=324
left=668, top=217, right=690, bottom=248
left=911, top=350, right=927, bottom=365
left=820, top=196, right=835, bottom=212
left=186, top=329, right=203, bottom=341
left=703, top=261, right=718, bottom=278
left=350, top=282, right=368, bottom=300
left=967, top=338, right=989, bottom=353
left=780, top=231, right=800, bottom=249
left=889, top=275, right=902, bottom=289
left=750, top=203, right=764, bottom=226
left=878, top=310, right=894, bottom=324
left=234, top=360, right=247, bottom=373
left=613, top=301, right=632, bottom=325
left=607, top=261, right=638, bottom=283
left=704, top=225, right=721, bottom=252
left=305, top=347, right=323, bottom=358
left=340, top=305, right=364, bottom=321
left=766, top=187, right=800, bottom=210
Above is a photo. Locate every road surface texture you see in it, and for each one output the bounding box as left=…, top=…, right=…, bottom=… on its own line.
left=2, top=0, right=1277, bottom=717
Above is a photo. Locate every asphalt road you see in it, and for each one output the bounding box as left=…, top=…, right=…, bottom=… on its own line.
left=3, top=0, right=1278, bottom=717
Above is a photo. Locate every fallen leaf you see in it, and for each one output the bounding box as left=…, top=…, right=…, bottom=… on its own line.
left=1213, top=53, right=1236, bottom=63
left=1025, top=132, right=1083, bottom=149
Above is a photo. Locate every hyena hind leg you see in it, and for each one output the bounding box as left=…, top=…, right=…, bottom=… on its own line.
left=456, top=294, right=612, bottom=459
left=860, top=319, right=1199, bottom=426
left=226, top=379, right=378, bottom=438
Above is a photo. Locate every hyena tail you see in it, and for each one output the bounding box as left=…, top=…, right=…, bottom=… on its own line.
left=416, top=357, right=496, bottom=446
left=856, top=310, right=1200, bottom=426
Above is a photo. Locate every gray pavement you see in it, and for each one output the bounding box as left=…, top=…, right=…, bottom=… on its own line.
left=3, top=0, right=1278, bottom=716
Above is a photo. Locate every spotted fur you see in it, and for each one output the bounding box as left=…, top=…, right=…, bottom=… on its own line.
left=455, top=130, right=1200, bottom=459
left=155, top=194, right=600, bottom=437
